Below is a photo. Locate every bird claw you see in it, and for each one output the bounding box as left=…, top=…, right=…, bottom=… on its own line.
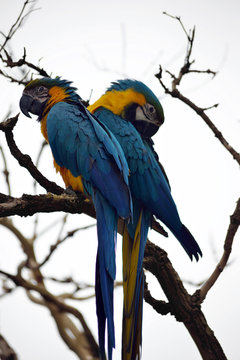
left=63, top=186, right=78, bottom=198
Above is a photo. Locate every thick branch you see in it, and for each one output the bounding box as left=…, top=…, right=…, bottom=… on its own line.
left=144, top=276, right=172, bottom=315
left=0, top=193, right=96, bottom=219
left=144, top=241, right=227, bottom=360
left=0, top=334, right=18, bottom=360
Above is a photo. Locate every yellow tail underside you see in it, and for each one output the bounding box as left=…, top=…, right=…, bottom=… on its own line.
left=122, top=210, right=143, bottom=360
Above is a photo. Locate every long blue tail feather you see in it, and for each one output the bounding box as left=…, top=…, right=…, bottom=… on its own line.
left=95, top=256, right=107, bottom=360
left=94, top=192, right=118, bottom=360
left=177, top=224, right=202, bottom=261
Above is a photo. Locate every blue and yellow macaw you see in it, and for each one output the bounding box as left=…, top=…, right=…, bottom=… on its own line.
left=19, top=77, right=133, bottom=360
left=88, top=79, right=202, bottom=360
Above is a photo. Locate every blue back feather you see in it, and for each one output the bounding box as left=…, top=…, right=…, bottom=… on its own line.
left=47, top=101, right=131, bottom=218
left=94, top=107, right=202, bottom=260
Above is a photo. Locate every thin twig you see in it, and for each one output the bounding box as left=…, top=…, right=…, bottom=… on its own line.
left=0, top=146, right=11, bottom=196
left=0, top=218, right=32, bottom=257
left=0, top=114, right=64, bottom=194
left=188, top=69, right=217, bottom=77
left=55, top=214, right=68, bottom=243
left=58, top=280, right=123, bottom=301
left=198, top=198, right=240, bottom=301
left=167, top=88, right=240, bottom=165
left=36, top=223, right=96, bottom=269
left=0, top=0, right=38, bottom=52
left=155, top=64, right=240, bottom=165
left=163, top=12, right=190, bottom=39
left=33, top=140, right=48, bottom=193
left=0, top=67, right=30, bottom=85
left=0, top=277, right=16, bottom=298
left=1, top=48, right=50, bottom=81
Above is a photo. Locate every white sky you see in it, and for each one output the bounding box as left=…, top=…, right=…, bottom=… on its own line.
left=0, top=0, right=240, bottom=359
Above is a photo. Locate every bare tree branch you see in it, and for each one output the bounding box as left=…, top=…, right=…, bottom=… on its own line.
left=33, top=139, right=48, bottom=192
left=0, top=215, right=100, bottom=359
left=0, top=217, right=32, bottom=256
left=1, top=48, right=50, bottom=80
left=144, top=276, right=172, bottom=315
left=0, top=7, right=238, bottom=360
left=0, top=145, right=11, bottom=196
left=155, top=74, right=240, bottom=165
left=0, top=192, right=95, bottom=219
left=0, top=267, right=99, bottom=360
left=0, top=114, right=64, bottom=194
left=155, top=15, right=239, bottom=165
left=0, top=0, right=39, bottom=52
left=0, top=334, right=18, bottom=360
left=36, top=223, right=96, bottom=269
left=155, top=13, right=240, bottom=317
left=198, top=198, right=240, bottom=301
left=162, top=12, right=217, bottom=86
left=144, top=241, right=227, bottom=360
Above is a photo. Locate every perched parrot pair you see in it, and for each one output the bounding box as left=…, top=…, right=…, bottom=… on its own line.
left=20, top=77, right=202, bottom=360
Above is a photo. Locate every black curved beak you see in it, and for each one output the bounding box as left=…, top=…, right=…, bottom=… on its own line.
left=19, top=94, right=33, bottom=118
left=20, top=94, right=46, bottom=119
left=134, top=105, right=164, bottom=138
left=134, top=120, right=160, bottom=138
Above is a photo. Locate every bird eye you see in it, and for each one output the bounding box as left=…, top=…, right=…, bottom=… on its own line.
left=37, top=86, right=45, bottom=93
left=148, top=105, right=155, bottom=114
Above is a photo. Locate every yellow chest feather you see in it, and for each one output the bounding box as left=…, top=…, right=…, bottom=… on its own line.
left=40, top=86, right=84, bottom=193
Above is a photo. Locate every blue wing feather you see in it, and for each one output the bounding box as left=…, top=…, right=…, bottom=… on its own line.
left=94, top=107, right=202, bottom=259
left=47, top=102, right=131, bottom=218
left=46, top=101, right=132, bottom=360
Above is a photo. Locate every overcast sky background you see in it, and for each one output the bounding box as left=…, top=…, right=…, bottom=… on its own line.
left=0, top=0, right=240, bottom=359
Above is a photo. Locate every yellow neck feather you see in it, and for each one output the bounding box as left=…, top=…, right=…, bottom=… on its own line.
left=88, top=88, right=146, bottom=115
left=41, top=114, right=48, bottom=141
left=46, top=86, right=69, bottom=111
left=40, top=86, right=69, bottom=141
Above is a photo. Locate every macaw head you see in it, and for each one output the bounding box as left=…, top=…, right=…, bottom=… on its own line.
left=89, top=79, right=164, bottom=138
left=20, top=77, right=81, bottom=120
